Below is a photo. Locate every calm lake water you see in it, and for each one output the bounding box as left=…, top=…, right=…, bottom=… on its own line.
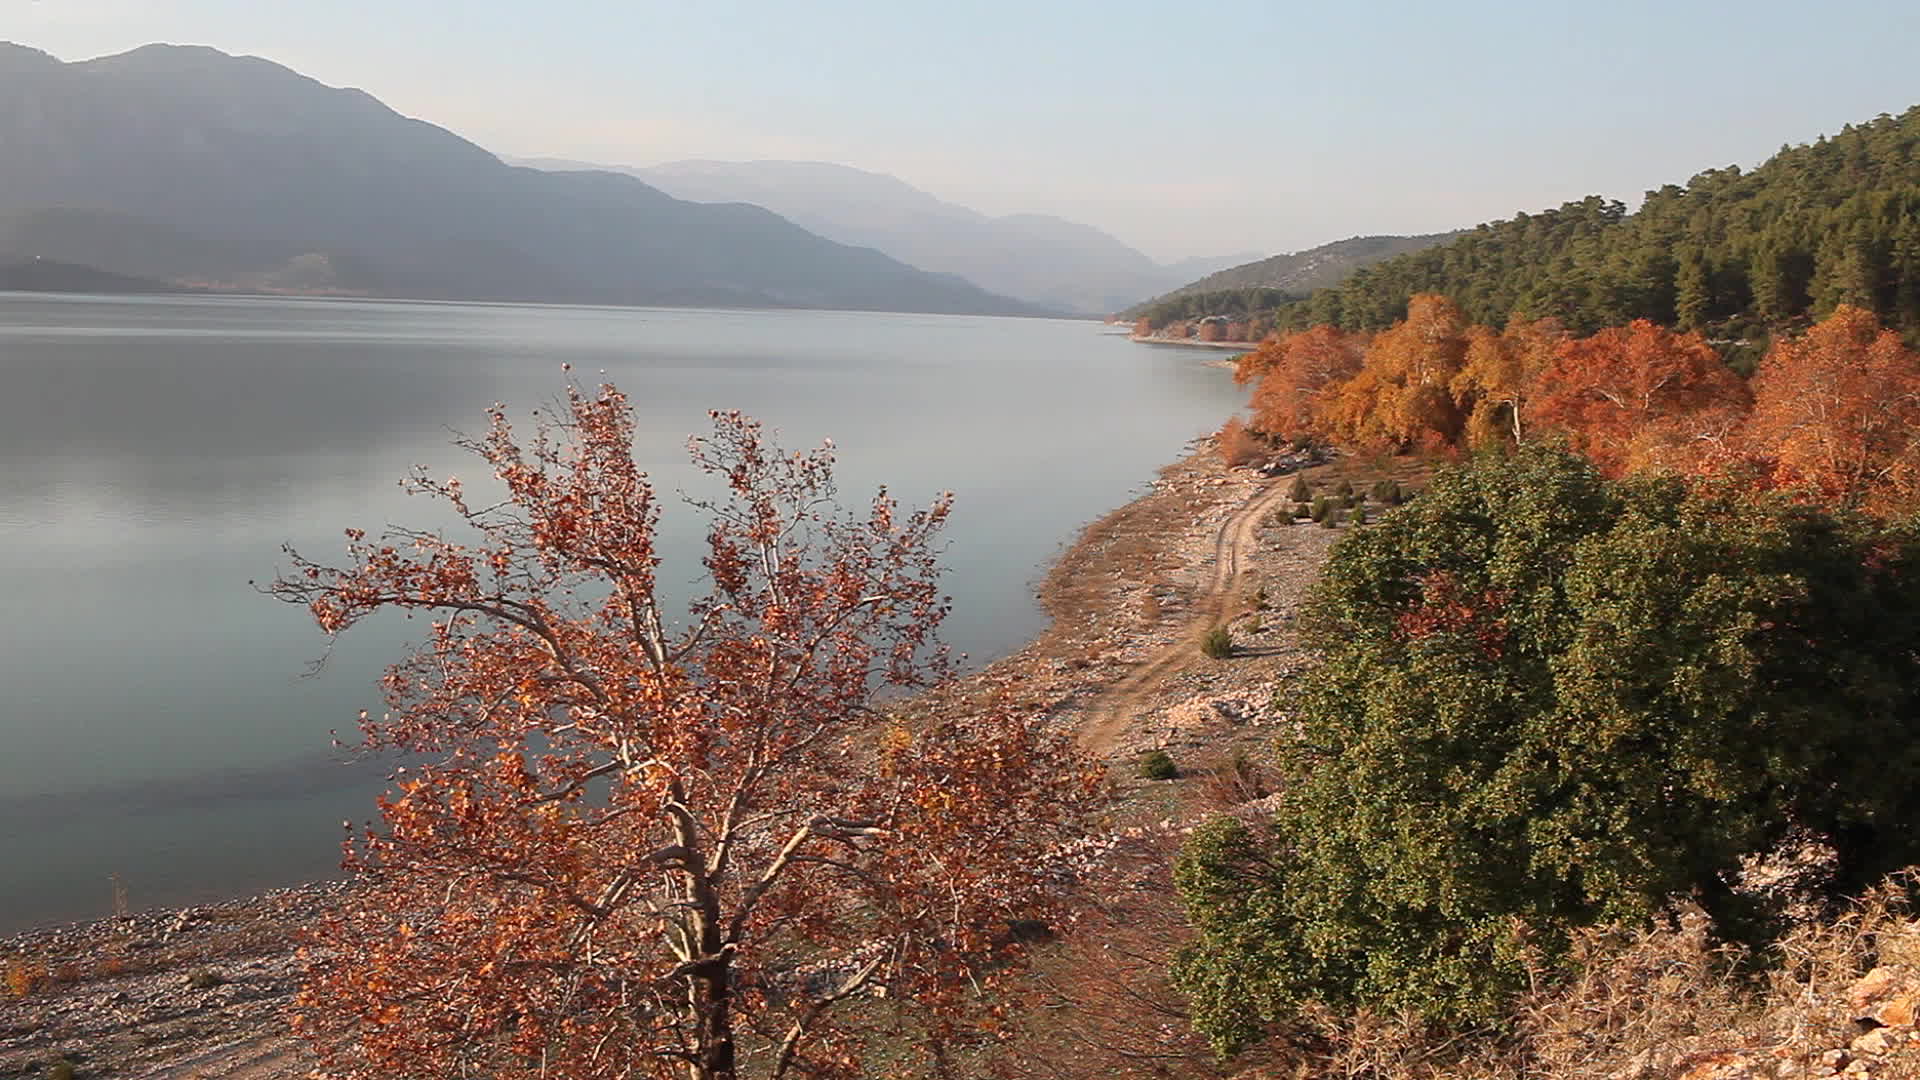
left=0, top=294, right=1242, bottom=932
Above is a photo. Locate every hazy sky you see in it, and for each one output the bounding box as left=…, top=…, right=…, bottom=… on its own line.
left=10, top=0, right=1920, bottom=260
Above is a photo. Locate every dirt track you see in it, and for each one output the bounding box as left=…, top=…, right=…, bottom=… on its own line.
left=1073, top=475, right=1297, bottom=756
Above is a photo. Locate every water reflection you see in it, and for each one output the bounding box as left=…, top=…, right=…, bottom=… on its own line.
left=0, top=293, right=1243, bottom=930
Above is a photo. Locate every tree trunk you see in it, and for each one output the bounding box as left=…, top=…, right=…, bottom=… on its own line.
left=695, top=962, right=737, bottom=1080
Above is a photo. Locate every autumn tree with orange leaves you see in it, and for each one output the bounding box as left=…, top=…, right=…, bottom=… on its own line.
left=1451, top=317, right=1568, bottom=449
left=1234, top=324, right=1368, bottom=440
left=270, top=385, right=1098, bottom=1080
left=1320, top=294, right=1471, bottom=452
left=1531, top=319, right=1750, bottom=475
left=1744, top=305, right=1920, bottom=511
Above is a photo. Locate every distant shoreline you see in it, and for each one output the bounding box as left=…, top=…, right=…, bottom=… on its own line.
left=1127, top=333, right=1258, bottom=351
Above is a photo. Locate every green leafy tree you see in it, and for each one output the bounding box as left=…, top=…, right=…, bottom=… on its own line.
left=1173, top=448, right=1920, bottom=1056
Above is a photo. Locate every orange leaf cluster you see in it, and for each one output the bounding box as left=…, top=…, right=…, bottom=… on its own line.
left=1745, top=305, right=1920, bottom=511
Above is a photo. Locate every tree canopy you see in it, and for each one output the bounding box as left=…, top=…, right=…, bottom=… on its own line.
left=1173, top=448, right=1920, bottom=1055
left=1147, top=106, right=1920, bottom=339
left=270, top=386, right=1097, bottom=1080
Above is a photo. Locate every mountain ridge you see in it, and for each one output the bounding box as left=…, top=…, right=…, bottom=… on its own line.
left=0, top=43, right=1049, bottom=316
left=521, top=156, right=1257, bottom=314
left=1124, top=232, right=1463, bottom=323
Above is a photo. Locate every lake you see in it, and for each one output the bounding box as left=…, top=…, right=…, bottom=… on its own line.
left=0, top=294, right=1243, bottom=932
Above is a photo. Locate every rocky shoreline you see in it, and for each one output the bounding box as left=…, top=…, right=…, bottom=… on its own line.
left=1, top=883, right=348, bottom=1078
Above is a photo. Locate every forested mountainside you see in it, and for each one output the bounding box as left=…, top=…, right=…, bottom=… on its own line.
left=1259, top=106, right=1920, bottom=336
left=1125, top=232, right=1457, bottom=324
left=0, top=43, right=1043, bottom=315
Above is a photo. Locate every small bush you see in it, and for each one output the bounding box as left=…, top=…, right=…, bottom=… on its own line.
left=1216, top=418, right=1264, bottom=467
left=46, top=1062, right=76, bottom=1080
left=1293, top=501, right=1311, bottom=520
left=1319, top=509, right=1339, bottom=529
left=1352, top=505, right=1369, bottom=526
left=1286, top=474, right=1312, bottom=503
left=186, top=968, right=225, bottom=991
left=1137, top=750, right=1179, bottom=781
left=1333, top=479, right=1355, bottom=500
left=1309, top=498, right=1329, bottom=523
left=4, top=957, right=45, bottom=998
left=1202, top=751, right=1273, bottom=808
left=1201, top=627, right=1234, bottom=659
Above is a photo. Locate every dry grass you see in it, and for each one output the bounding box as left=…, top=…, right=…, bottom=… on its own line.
left=1218, top=876, right=1920, bottom=1080
left=1196, top=751, right=1274, bottom=812
left=990, top=832, right=1259, bottom=1080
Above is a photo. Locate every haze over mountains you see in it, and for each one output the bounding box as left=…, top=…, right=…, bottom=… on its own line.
left=0, top=43, right=1048, bottom=315
left=522, top=158, right=1258, bottom=315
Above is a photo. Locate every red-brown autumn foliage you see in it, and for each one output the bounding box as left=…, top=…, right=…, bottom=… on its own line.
left=270, top=385, right=1099, bottom=1080
left=1221, top=300, right=1920, bottom=518
left=1744, top=305, right=1920, bottom=512
left=1320, top=294, right=1471, bottom=452
left=1532, top=320, right=1750, bottom=476
left=1215, top=416, right=1264, bottom=466
left=1234, top=324, right=1367, bottom=439
left=1451, top=317, right=1569, bottom=450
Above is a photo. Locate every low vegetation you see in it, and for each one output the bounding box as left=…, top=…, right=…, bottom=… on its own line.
left=1200, top=626, right=1234, bottom=659
left=1136, top=750, right=1179, bottom=781
left=1214, top=416, right=1264, bottom=466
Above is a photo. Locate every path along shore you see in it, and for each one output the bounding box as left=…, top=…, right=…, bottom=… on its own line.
left=0, top=444, right=1407, bottom=1079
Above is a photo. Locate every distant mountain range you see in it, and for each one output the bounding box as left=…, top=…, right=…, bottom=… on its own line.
left=522, top=158, right=1258, bottom=315
left=0, top=256, right=185, bottom=294
left=0, top=43, right=1049, bottom=316
left=1124, top=233, right=1462, bottom=319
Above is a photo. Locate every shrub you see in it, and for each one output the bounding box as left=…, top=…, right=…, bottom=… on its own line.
left=1216, top=417, right=1263, bottom=467
left=46, top=1062, right=76, bottom=1080
left=4, top=957, right=45, bottom=998
left=1352, top=505, right=1368, bottom=526
left=1333, top=478, right=1355, bottom=500
left=1309, top=497, right=1329, bottom=523
left=1287, top=474, right=1313, bottom=503
left=1292, top=501, right=1311, bottom=520
left=1369, top=478, right=1397, bottom=504
left=1137, top=750, right=1179, bottom=781
left=1318, top=508, right=1338, bottom=528
left=187, top=968, right=225, bottom=991
left=1174, top=446, right=1920, bottom=1055
left=1201, top=751, right=1273, bottom=808
left=1200, top=627, right=1234, bottom=659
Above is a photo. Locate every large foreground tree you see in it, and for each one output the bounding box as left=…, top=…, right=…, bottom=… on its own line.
left=271, top=385, right=1097, bottom=1080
